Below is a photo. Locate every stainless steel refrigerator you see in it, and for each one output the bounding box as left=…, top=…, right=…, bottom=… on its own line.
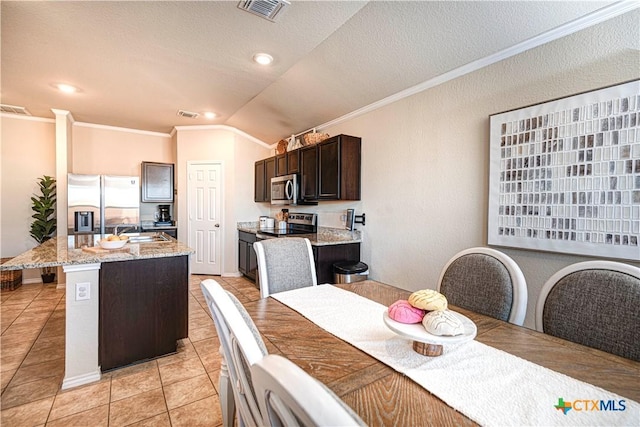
left=68, top=174, right=140, bottom=235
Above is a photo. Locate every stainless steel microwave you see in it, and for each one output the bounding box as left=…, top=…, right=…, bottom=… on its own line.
left=271, top=174, right=298, bottom=206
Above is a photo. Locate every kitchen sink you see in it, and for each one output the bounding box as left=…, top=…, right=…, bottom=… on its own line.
left=121, top=232, right=171, bottom=243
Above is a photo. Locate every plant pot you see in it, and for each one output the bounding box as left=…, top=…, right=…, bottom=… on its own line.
left=41, top=273, right=56, bottom=283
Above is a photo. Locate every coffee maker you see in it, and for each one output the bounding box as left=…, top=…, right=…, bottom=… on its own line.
left=156, top=205, right=172, bottom=225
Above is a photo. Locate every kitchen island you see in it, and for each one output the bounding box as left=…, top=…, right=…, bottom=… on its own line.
left=1, top=234, right=193, bottom=389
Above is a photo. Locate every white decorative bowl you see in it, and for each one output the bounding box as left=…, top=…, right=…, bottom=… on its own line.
left=99, top=238, right=128, bottom=249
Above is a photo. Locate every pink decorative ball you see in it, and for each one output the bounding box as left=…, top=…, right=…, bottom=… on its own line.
left=388, top=300, right=426, bottom=324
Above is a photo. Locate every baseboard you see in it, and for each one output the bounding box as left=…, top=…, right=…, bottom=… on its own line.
left=22, top=278, right=42, bottom=284
left=222, top=272, right=242, bottom=278
left=61, top=370, right=102, bottom=390
left=56, top=282, right=66, bottom=290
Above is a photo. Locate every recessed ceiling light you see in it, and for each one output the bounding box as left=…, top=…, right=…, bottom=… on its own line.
left=253, top=53, right=273, bottom=65
left=204, top=112, right=217, bottom=120
left=56, top=83, right=78, bottom=94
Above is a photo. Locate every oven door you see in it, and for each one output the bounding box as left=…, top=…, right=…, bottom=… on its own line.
left=271, top=174, right=298, bottom=205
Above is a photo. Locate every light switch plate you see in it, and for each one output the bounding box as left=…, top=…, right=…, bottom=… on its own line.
left=75, top=282, right=90, bottom=301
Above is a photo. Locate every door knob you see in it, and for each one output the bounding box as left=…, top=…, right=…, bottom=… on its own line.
left=215, top=224, right=220, bottom=228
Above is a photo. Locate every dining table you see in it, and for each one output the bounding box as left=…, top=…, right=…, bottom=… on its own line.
left=240, top=280, right=639, bottom=426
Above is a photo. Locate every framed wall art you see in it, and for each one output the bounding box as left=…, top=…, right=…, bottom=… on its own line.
left=488, top=80, right=639, bottom=261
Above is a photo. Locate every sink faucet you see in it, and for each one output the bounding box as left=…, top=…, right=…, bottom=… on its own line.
left=114, top=224, right=139, bottom=236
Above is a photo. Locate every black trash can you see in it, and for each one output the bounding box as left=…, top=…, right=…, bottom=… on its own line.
left=333, top=261, right=369, bottom=284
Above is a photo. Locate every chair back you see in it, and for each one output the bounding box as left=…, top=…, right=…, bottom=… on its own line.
left=437, top=247, right=527, bottom=325
left=536, top=261, right=640, bottom=361
left=254, top=237, right=317, bottom=298
left=251, top=354, right=366, bottom=427
left=200, top=279, right=267, bottom=427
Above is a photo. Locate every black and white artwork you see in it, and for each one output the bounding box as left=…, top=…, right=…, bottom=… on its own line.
left=488, top=80, right=640, bottom=261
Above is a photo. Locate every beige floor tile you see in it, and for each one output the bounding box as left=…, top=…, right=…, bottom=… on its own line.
left=108, top=388, right=167, bottom=427
left=0, top=396, right=54, bottom=427
left=189, top=325, right=217, bottom=342
left=2, top=321, right=43, bottom=339
left=1, top=375, right=61, bottom=410
left=207, top=370, right=222, bottom=394
left=156, top=340, right=198, bottom=367
left=45, top=404, right=109, bottom=427
left=163, top=373, right=216, bottom=410
left=11, top=359, right=65, bottom=386
left=1, top=351, right=29, bottom=372
left=126, top=412, right=172, bottom=427
left=169, top=395, right=223, bottom=427
left=189, top=315, right=216, bottom=330
left=49, top=380, right=111, bottom=421
left=111, top=365, right=162, bottom=402
left=21, top=343, right=64, bottom=367
left=1, top=368, right=17, bottom=392
left=38, top=319, right=65, bottom=338
left=109, top=359, right=158, bottom=380
left=1, top=338, right=33, bottom=357
left=158, top=355, right=206, bottom=385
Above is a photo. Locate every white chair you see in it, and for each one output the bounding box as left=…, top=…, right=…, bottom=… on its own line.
left=253, top=237, right=317, bottom=299
left=251, top=354, right=366, bottom=427
left=200, top=279, right=267, bottom=427
left=437, top=247, right=527, bottom=325
left=536, top=261, right=640, bottom=361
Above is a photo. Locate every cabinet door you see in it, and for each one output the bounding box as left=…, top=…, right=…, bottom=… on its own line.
left=265, top=157, right=276, bottom=202
left=318, top=137, right=340, bottom=199
left=299, top=146, right=318, bottom=200
left=275, top=154, right=287, bottom=176
left=254, top=160, right=266, bottom=202
left=312, top=243, right=361, bottom=284
left=99, top=256, right=188, bottom=371
left=141, top=162, right=174, bottom=202
left=287, top=150, right=299, bottom=174
left=238, top=240, right=248, bottom=274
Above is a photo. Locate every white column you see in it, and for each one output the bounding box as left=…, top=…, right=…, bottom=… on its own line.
left=62, top=262, right=101, bottom=390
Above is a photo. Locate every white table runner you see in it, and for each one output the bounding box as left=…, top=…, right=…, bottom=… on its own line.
left=272, top=285, right=639, bottom=426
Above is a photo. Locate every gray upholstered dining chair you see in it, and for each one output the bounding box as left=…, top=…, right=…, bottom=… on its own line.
left=200, top=279, right=268, bottom=427
left=436, top=247, right=528, bottom=325
left=535, top=261, right=640, bottom=362
left=251, top=354, right=366, bottom=427
left=253, top=237, right=317, bottom=299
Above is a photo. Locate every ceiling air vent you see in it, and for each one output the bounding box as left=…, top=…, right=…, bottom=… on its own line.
left=177, top=110, right=199, bottom=119
left=0, top=104, right=31, bottom=116
left=238, top=0, right=290, bottom=22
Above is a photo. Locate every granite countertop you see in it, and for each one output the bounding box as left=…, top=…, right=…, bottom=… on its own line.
left=1, top=235, right=194, bottom=271
left=237, top=222, right=362, bottom=246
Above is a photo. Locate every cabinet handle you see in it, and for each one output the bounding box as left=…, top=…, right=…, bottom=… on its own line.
left=215, top=224, right=220, bottom=228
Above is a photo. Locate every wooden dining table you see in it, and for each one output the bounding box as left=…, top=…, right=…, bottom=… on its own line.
left=240, top=280, right=639, bottom=426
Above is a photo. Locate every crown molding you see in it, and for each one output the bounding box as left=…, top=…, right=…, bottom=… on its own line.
left=0, top=113, right=55, bottom=123
left=74, top=121, right=171, bottom=138
left=315, top=1, right=640, bottom=132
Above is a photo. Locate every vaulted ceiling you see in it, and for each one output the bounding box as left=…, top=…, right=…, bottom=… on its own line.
left=1, top=1, right=621, bottom=143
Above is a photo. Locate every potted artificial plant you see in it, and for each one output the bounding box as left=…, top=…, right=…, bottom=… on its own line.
left=30, top=175, right=57, bottom=283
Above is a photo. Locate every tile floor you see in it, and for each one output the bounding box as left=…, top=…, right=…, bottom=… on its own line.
left=0, top=274, right=260, bottom=426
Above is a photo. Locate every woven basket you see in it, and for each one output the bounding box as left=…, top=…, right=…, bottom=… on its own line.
left=302, top=132, right=330, bottom=146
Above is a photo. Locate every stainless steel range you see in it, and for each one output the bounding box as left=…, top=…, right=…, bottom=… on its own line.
left=256, top=213, right=317, bottom=239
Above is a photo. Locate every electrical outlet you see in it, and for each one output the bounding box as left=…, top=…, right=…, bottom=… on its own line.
left=75, top=282, right=90, bottom=301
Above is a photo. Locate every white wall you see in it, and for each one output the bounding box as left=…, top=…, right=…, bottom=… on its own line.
left=175, top=127, right=271, bottom=275
left=1, top=116, right=56, bottom=268
left=321, top=10, right=640, bottom=329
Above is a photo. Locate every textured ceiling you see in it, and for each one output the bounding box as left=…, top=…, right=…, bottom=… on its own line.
left=0, top=1, right=618, bottom=143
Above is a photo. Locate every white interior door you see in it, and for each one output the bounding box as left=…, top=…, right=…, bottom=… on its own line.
left=188, top=162, right=222, bottom=275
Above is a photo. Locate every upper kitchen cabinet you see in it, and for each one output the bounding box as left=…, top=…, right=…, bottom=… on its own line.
left=318, top=134, right=361, bottom=200
left=141, top=162, right=174, bottom=202
left=255, top=156, right=276, bottom=202
left=299, top=145, right=318, bottom=201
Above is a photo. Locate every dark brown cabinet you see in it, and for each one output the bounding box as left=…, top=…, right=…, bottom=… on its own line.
left=254, top=156, right=276, bottom=202
left=99, top=255, right=189, bottom=371
left=318, top=135, right=361, bottom=200
left=299, top=146, right=318, bottom=201
left=313, top=243, right=361, bottom=284
left=141, top=162, right=174, bottom=202
left=275, top=154, right=287, bottom=176
left=238, top=231, right=258, bottom=281
left=287, top=150, right=299, bottom=174
left=255, top=134, right=361, bottom=204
